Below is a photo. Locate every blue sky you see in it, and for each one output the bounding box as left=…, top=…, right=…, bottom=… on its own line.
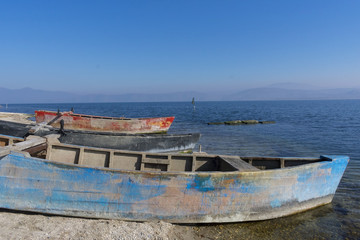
left=1, top=1, right=359, bottom=94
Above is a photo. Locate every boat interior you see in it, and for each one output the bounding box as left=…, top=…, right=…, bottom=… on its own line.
left=0, top=135, right=23, bottom=147
left=0, top=134, right=327, bottom=172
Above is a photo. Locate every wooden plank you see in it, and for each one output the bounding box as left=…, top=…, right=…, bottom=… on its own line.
left=167, top=155, right=171, bottom=171
left=140, top=154, right=146, bottom=171
left=109, top=151, right=115, bottom=169
left=78, top=147, right=84, bottom=165
left=0, top=148, right=10, bottom=157
left=46, top=144, right=53, bottom=160
left=281, top=159, right=285, bottom=168
left=24, top=143, right=47, bottom=155
left=192, top=156, right=196, bottom=172
left=219, top=155, right=260, bottom=171
left=241, top=156, right=320, bottom=161
left=0, top=136, right=46, bottom=157
left=0, top=134, right=24, bottom=146
left=142, top=158, right=170, bottom=165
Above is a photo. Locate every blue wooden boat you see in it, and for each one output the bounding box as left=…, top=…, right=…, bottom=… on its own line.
left=0, top=137, right=349, bottom=223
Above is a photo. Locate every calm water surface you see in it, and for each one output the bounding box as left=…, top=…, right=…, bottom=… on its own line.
left=3, top=100, right=360, bottom=239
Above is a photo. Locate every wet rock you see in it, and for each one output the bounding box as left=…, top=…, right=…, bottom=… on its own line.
left=259, top=121, right=276, bottom=124
left=241, top=120, right=259, bottom=124
left=224, top=120, right=244, bottom=125
left=207, top=122, right=225, bottom=125
left=224, top=120, right=259, bottom=125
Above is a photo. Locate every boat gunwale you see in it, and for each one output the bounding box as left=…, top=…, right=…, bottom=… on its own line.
left=2, top=149, right=345, bottom=178
left=0, top=134, right=24, bottom=141
left=53, top=129, right=200, bottom=137
left=35, top=110, right=175, bottom=121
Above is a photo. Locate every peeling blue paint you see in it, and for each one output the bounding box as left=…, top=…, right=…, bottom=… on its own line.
left=237, top=182, right=258, bottom=194
left=270, top=199, right=282, bottom=208
left=297, top=171, right=313, bottom=183
left=293, top=156, right=349, bottom=202
left=0, top=153, right=349, bottom=223
left=187, top=175, right=216, bottom=192
left=0, top=153, right=168, bottom=214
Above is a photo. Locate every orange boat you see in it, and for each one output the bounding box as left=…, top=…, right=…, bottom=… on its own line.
left=35, top=110, right=175, bottom=134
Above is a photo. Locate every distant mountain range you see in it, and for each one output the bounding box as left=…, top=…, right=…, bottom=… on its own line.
left=0, top=87, right=211, bottom=104
left=1, top=85, right=360, bottom=104
left=226, top=87, right=360, bottom=101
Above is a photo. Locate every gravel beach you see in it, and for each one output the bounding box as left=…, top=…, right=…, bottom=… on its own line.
left=0, top=211, right=197, bottom=240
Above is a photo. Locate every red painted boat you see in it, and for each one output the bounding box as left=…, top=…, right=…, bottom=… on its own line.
left=35, top=110, right=175, bottom=134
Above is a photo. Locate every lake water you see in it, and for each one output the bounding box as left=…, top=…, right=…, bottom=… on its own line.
left=2, top=100, right=359, bottom=239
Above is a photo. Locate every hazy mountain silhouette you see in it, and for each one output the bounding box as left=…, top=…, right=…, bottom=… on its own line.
left=0, top=87, right=211, bottom=104
left=1, top=86, right=360, bottom=104
left=227, top=87, right=360, bottom=100
left=265, top=82, right=322, bottom=90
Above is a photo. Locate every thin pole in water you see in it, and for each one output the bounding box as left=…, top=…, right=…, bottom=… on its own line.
left=192, top=97, right=195, bottom=111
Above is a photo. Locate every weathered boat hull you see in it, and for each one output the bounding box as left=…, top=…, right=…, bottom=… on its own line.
left=0, top=120, right=200, bottom=152
left=0, top=150, right=349, bottom=223
left=42, top=130, right=200, bottom=153
left=35, top=110, right=175, bottom=134
left=0, top=119, right=32, bottom=138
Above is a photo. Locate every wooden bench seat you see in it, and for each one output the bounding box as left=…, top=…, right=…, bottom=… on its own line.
left=218, top=156, right=260, bottom=171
